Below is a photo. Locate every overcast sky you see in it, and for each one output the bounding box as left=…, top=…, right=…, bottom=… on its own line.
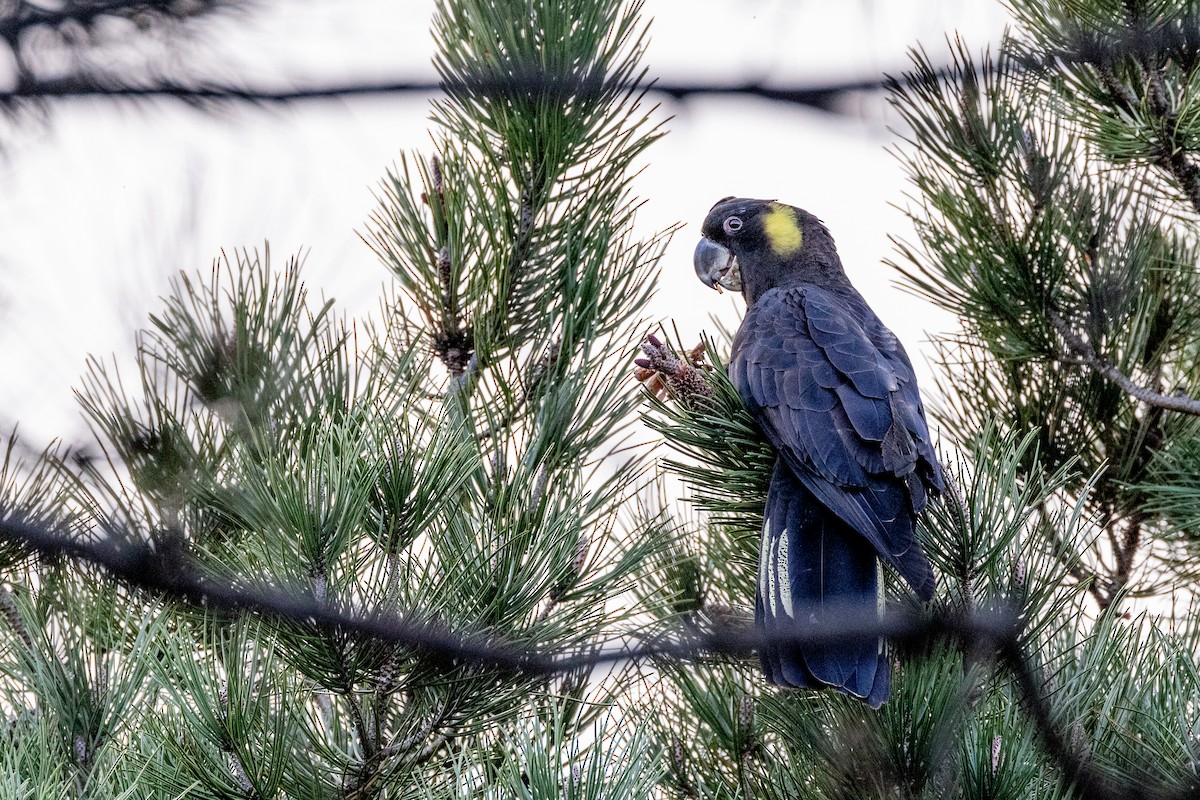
left=0, top=0, right=1012, bottom=447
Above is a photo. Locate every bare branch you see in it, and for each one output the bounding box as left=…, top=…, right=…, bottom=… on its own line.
left=1048, top=312, right=1200, bottom=416
left=0, top=518, right=1016, bottom=676
left=0, top=69, right=962, bottom=112
left=0, top=0, right=233, bottom=41
left=0, top=513, right=1190, bottom=800
left=0, top=516, right=548, bottom=673
left=0, top=515, right=1194, bottom=799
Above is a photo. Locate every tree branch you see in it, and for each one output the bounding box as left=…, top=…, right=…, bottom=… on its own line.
left=1048, top=312, right=1200, bottom=416
left=0, top=515, right=1193, bottom=800
left=0, top=0, right=230, bottom=41
left=0, top=69, right=961, bottom=112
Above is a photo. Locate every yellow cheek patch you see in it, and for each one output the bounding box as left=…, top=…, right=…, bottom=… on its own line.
left=763, top=203, right=803, bottom=256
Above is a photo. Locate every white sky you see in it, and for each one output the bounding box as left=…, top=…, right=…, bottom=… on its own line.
left=0, top=0, right=1012, bottom=447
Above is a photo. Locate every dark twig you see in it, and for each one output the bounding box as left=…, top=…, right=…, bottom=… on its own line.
left=1048, top=312, right=1200, bottom=416
left=1138, top=35, right=1200, bottom=216
left=0, top=516, right=1196, bottom=799
left=0, top=517, right=1015, bottom=674
left=0, top=0, right=229, bottom=41
left=38, top=28, right=1167, bottom=115
left=1017, top=14, right=1200, bottom=215
left=0, top=19, right=1183, bottom=116
left=0, top=69, right=961, bottom=112
left=0, top=516, right=547, bottom=672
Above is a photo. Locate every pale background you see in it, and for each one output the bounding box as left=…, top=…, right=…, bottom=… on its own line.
left=0, top=0, right=1012, bottom=447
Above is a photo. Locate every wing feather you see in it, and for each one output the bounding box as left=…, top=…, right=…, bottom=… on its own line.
left=731, top=285, right=940, bottom=599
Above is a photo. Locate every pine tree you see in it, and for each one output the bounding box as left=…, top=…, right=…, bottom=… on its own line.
left=7, top=1, right=1200, bottom=798
left=640, top=2, right=1200, bottom=798
left=0, top=0, right=670, bottom=797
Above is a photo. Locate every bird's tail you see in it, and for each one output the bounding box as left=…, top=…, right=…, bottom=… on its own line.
left=756, top=459, right=890, bottom=707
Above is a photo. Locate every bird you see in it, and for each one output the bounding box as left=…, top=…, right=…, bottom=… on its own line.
left=693, top=197, right=943, bottom=707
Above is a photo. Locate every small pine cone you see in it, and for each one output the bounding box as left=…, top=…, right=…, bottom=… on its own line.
left=671, top=734, right=687, bottom=774
left=571, top=533, right=589, bottom=575
left=738, top=694, right=754, bottom=729
left=703, top=602, right=738, bottom=628
left=376, top=655, right=399, bottom=694
left=0, top=588, right=31, bottom=648
left=1070, top=723, right=1089, bottom=760
left=310, top=569, right=327, bottom=607
left=669, top=734, right=697, bottom=797
left=634, top=334, right=713, bottom=408
left=430, top=154, right=443, bottom=194
left=437, top=246, right=452, bottom=290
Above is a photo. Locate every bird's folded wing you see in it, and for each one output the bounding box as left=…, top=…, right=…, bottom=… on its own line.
left=730, top=286, right=937, bottom=598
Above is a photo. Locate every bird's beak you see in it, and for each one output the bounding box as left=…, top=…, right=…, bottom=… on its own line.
left=694, top=237, right=742, bottom=293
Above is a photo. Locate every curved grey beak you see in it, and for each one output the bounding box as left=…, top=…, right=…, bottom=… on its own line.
left=693, top=237, right=742, bottom=293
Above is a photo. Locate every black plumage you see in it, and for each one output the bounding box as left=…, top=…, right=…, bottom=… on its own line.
left=694, top=198, right=943, bottom=707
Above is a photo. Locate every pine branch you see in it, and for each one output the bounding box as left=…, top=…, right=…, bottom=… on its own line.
left=0, top=516, right=546, bottom=672
left=0, top=68, right=965, bottom=111
left=1048, top=311, right=1200, bottom=416
left=3, top=513, right=1197, bottom=799
left=1136, top=31, right=1200, bottom=215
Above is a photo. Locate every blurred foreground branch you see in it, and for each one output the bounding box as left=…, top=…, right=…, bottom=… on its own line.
left=0, top=513, right=1192, bottom=800
left=0, top=69, right=959, bottom=111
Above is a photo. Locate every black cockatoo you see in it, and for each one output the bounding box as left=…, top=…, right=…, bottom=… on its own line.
left=693, top=197, right=943, bottom=707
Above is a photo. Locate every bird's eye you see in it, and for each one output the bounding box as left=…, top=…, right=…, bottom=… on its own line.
left=723, top=216, right=743, bottom=235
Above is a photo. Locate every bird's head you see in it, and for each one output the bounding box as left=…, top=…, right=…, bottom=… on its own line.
left=694, top=197, right=843, bottom=303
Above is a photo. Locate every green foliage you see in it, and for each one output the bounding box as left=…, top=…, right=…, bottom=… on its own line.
left=640, top=403, right=1116, bottom=799
left=4, top=1, right=1200, bottom=799
left=0, top=434, right=65, bottom=569
left=0, top=0, right=669, bottom=797
left=146, top=621, right=301, bottom=799
left=368, top=0, right=663, bottom=375
left=1043, top=612, right=1200, bottom=793
left=639, top=338, right=772, bottom=611
left=643, top=339, right=774, bottom=534
left=635, top=5, right=1200, bottom=798
left=421, top=709, right=663, bottom=800
left=890, top=2, right=1200, bottom=608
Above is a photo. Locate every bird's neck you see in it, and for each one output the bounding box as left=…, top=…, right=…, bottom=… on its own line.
left=742, top=256, right=853, bottom=306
